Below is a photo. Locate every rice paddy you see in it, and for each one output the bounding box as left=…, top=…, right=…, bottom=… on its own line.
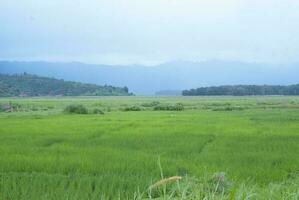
left=1, top=96, right=299, bottom=199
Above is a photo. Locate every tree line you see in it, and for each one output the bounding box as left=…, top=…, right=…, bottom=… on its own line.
left=182, top=85, right=299, bottom=96
left=0, top=73, right=133, bottom=97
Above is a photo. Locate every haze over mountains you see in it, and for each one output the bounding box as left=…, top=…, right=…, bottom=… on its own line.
left=1, top=60, right=298, bottom=95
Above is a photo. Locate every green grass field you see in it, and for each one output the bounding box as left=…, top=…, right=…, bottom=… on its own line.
left=1, top=96, right=299, bottom=199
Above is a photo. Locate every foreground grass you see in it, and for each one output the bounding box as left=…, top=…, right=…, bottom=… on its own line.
left=1, top=96, right=299, bottom=199
left=1, top=170, right=299, bottom=199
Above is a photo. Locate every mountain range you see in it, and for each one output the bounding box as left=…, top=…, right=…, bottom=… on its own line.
left=1, top=60, right=298, bottom=95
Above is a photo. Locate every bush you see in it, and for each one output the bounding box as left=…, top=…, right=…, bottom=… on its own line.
left=31, top=107, right=39, bottom=111
left=64, top=104, right=88, bottom=114
left=141, top=101, right=160, bottom=107
left=92, top=108, right=105, bottom=115
left=154, top=103, right=184, bottom=111
left=212, top=106, right=245, bottom=111
left=123, top=105, right=142, bottom=111
left=9, top=102, right=22, bottom=110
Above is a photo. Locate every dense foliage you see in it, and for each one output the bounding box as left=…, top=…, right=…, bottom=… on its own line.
left=182, top=84, right=299, bottom=96
left=153, top=103, right=184, bottom=111
left=0, top=73, right=132, bottom=97
left=63, top=104, right=88, bottom=114
left=123, top=105, right=143, bottom=111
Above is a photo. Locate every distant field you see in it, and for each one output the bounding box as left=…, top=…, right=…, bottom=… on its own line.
left=1, top=96, right=299, bottom=199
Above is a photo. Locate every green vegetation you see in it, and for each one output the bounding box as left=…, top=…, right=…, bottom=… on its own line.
left=183, top=84, right=299, bottom=96
left=0, top=73, right=132, bottom=97
left=123, top=105, right=143, bottom=111
left=1, top=96, right=299, bottom=199
left=141, top=101, right=161, bottom=107
left=64, top=104, right=88, bottom=114
left=92, top=108, right=105, bottom=115
left=153, top=103, right=184, bottom=111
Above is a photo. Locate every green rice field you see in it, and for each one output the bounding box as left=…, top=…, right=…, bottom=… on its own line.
left=1, top=96, right=299, bottom=199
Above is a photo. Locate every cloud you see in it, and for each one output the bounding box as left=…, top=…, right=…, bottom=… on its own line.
left=0, top=0, right=298, bottom=64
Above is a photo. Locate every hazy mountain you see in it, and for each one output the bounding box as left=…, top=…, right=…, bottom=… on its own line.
left=1, top=61, right=298, bottom=95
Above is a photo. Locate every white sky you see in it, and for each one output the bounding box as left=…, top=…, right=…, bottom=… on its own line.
left=1, top=0, right=299, bottom=65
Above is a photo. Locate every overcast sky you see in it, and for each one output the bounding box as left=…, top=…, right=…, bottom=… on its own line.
left=1, top=0, right=299, bottom=65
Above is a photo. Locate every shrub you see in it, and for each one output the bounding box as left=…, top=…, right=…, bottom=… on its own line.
left=31, top=107, right=39, bottom=111
left=154, top=103, right=184, bottom=111
left=64, top=104, right=88, bottom=114
left=123, top=105, right=142, bottom=111
left=141, top=101, right=160, bottom=107
left=92, top=108, right=105, bottom=115
left=212, top=106, right=245, bottom=111
left=5, top=102, right=21, bottom=112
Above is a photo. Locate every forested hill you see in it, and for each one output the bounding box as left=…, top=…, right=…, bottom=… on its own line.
left=182, top=85, right=299, bottom=96
left=0, top=73, right=132, bottom=97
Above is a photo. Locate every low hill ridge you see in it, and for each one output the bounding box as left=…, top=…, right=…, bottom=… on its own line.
left=183, top=85, right=299, bottom=96
left=0, top=73, right=132, bottom=97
